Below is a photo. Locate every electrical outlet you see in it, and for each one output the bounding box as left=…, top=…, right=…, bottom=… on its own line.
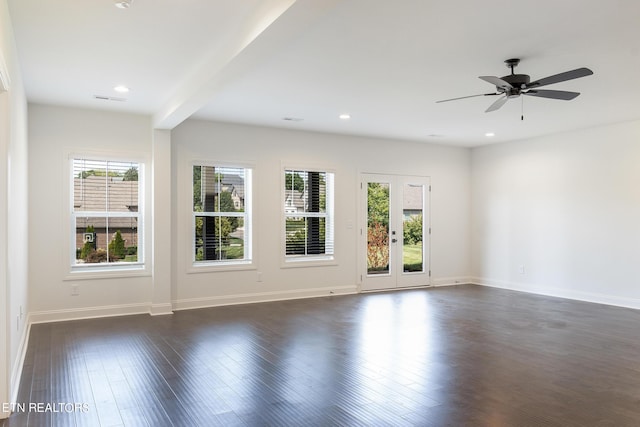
left=518, top=265, right=525, bottom=274
left=71, top=284, right=80, bottom=296
left=257, top=272, right=263, bottom=282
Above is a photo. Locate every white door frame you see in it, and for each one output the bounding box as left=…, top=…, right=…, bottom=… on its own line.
left=359, top=173, right=431, bottom=292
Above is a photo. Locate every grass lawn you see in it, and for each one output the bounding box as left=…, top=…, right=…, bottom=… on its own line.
left=403, top=243, right=423, bottom=272
left=224, top=237, right=245, bottom=259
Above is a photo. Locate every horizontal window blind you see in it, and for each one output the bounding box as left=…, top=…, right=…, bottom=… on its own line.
left=72, top=158, right=141, bottom=267
left=193, top=165, right=251, bottom=263
left=284, top=170, right=334, bottom=259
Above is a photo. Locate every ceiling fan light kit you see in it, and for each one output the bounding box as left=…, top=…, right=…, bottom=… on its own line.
left=437, top=58, right=593, bottom=113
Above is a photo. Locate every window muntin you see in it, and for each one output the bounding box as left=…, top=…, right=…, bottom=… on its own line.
left=284, top=169, right=334, bottom=261
left=72, top=158, right=142, bottom=268
left=193, top=165, right=252, bottom=264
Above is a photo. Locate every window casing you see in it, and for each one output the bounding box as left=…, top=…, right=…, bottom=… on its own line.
left=283, top=169, right=334, bottom=263
left=192, top=164, right=252, bottom=266
left=71, top=158, right=143, bottom=271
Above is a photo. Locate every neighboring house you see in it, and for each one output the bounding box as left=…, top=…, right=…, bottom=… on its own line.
left=221, top=174, right=245, bottom=210
left=284, top=190, right=306, bottom=214
left=200, top=169, right=245, bottom=211
left=284, top=180, right=328, bottom=215
left=74, top=175, right=139, bottom=251
left=403, top=184, right=424, bottom=220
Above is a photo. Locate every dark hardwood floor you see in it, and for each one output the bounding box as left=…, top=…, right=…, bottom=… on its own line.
left=4, top=284, right=640, bottom=426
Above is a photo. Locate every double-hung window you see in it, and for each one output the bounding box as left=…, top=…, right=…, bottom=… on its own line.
left=71, top=158, right=143, bottom=270
left=284, top=169, right=334, bottom=263
left=192, top=164, right=252, bottom=266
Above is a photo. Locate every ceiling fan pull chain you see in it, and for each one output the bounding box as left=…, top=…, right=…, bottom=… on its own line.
left=521, top=96, right=524, bottom=121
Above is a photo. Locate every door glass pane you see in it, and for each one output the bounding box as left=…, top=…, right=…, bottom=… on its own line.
left=403, top=183, right=423, bottom=273
left=367, top=182, right=390, bottom=275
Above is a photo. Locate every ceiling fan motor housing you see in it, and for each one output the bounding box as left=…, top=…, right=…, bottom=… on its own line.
left=500, top=74, right=530, bottom=97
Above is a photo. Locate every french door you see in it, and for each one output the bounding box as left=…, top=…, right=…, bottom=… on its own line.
left=360, top=174, right=430, bottom=291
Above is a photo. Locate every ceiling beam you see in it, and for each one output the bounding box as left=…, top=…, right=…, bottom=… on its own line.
left=153, top=0, right=341, bottom=130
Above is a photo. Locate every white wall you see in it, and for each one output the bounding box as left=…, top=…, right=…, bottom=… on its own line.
left=1, top=0, right=29, bottom=415
left=28, top=104, right=154, bottom=321
left=171, top=120, right=471, bottom=308
left=471, top=120, right=640, bottom=308
left=26, top=107, right=471, bottom=317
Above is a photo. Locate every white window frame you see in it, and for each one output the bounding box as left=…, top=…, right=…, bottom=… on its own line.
left=282, top=166, right=335, bottom=267
left=66, top=153, right=148, bottom=279
left=189, top=161, right=254, bottom=272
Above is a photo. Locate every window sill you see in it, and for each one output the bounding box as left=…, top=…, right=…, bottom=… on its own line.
left=281, top=256, right=337, bottom=269
left=188, top=260, right=256, bottom=274
left=64, top=264, right=150, bottom=281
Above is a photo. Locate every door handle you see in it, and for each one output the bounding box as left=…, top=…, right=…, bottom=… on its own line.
left=391, top=238, right=397, bottom=243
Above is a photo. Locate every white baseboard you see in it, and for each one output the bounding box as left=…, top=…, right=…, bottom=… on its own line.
left=431, top=276, right=473, bottom=287
left=471, top=277, right=640, bottom=310
left=29, top=302, right=150, bottom=324
left=174, top=285, right=358, bottom=311
left=149, top=303, right=174, bottom=316
left=10, top=321, right=31, bottom=406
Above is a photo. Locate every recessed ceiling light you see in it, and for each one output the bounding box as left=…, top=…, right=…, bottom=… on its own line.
left=339, top=114, right=351, bottom=120
left=114, top=0, right=133, bottom=9
left=113, top=85, right=130, bottom=93
left=485, top=132, right=495, bottom=137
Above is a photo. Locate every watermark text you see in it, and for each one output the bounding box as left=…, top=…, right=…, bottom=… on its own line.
left=2, top=402, right=90, bottom=413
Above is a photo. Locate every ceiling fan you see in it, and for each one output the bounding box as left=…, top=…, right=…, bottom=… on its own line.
left=436, top=58, right=593, bottom=112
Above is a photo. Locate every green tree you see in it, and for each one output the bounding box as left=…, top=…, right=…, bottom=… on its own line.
left=108, top=230, right=126, bottom=260
left=193, top=166, right=202, bottom=211
left=215, top=218, right=233, bottom=242
left=366, top=183, right=391, bottom=271
left=403, top=214, right=423, bottom=245
left=367, top=183, right=389, bottom=227
left=80, top=225, right=96, bottom=260
left=123, top=167, right=138, bottom=181
left=285, top=172, right=306, bottom=192
left=78, top=169, right=120, bottom=179
left=216, top=191, right=239, bottom=230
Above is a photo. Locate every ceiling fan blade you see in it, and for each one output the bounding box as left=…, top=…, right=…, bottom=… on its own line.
left=485, top=95, right=508, bottom=112
left=524, top=89, right=580, bottom=100
left=436, top=93, right=500, bottom=103
left=527, top=67, right=593, bottom=88
left=479, top=76, right=512, bottom=89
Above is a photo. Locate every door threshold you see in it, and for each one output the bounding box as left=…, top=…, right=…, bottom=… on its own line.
left=359, top=284, right=432, bottom=294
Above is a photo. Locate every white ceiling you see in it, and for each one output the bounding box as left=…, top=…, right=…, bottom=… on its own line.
left=7, top=0, right=640, bottom=147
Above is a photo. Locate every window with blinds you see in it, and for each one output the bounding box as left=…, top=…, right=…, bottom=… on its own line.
left=284, top=169, right=334, bottom=261
left=193, top=165, right=252, bottom=265
left=72, top=158, right=142, bottom=268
